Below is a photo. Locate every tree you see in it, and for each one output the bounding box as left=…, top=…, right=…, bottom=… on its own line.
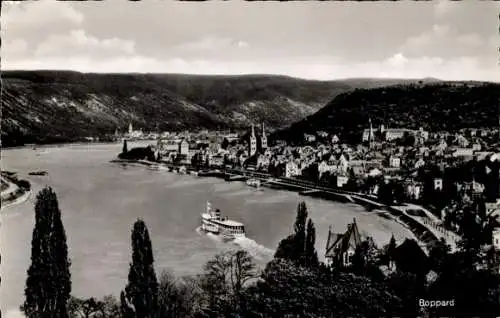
left=121, top=219, right=159, bottom=318
left=21, top=187, right=72, bottom=318
left=305, top=219, right=319, bottom=267
left=274, top=202, right=320, bottom=268
left=221, top=138, right=229, bottom=150
left=378, top=180, right=394, bottom=205
left=69, top=297, right=104, bottom=318
left=293, top=201, right=308, bottom=261
left=199, top=249, right=257, bottom=315
left=123, top=140, right=128, bottom=154
left=242, top=258, right=401, bottom=317
left=157, top=271, right=201, bottom=318
left=428, top=238, right=451, bottom=273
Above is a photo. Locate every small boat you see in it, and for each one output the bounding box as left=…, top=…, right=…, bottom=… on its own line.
left=29, top=171, right=48, bottom=176
left=246, top=178, right=261, bottom=188
left=200, top=201, right=245, bottom=240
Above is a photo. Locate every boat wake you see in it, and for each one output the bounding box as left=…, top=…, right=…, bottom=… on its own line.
left=195, top=227, right=274, bottom=262
left=233, top=236, right=274, bottom=262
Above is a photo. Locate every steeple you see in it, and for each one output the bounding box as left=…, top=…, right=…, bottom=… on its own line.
left=249, top=123, right=257, bottom=156
left=369, top=118, right=374, bottom=148
left=261, top=122, right=268, bottom=150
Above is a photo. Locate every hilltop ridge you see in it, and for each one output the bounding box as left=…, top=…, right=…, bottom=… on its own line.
left=273, top=81, right=500, bottom=144
left=1, top=70, right=435, bottom=147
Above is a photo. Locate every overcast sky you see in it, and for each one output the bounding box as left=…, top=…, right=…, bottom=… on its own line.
left=2, top=0, right=499, bottom=81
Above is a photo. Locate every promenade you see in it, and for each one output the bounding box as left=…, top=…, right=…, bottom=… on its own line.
left=224, top=168, right=460, bottom=252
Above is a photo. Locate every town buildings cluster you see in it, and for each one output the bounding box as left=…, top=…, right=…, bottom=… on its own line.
left=124, top=117, right=500, bottom=257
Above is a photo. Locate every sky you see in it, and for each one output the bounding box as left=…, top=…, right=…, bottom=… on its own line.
left=2, top=0, right=500, bottom=82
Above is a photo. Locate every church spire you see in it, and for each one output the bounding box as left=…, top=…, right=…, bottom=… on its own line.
left=251, top=123, right=255, bottom=137
left=369, top=118, right=374, bottom=148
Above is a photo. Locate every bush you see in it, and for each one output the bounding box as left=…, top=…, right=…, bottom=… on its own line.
left=17, top=179, right=31, bottom=190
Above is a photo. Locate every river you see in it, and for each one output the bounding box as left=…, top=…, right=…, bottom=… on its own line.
left=0, top=141, right=416, bottom=316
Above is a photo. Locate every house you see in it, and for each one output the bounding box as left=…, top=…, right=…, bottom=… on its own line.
left=453, top=148, right=474, bottom=158
left=157, top=139, right=181, bottom=157
left=257, top=155, right=270, bottom=171
left=434, top=140, right=448, bottom=156
left=486, top=200, right=500, bottom=218
left=304, top=134, right=316, bottom=143
left=325, top=219, right=362, bottom=267
left=414, top=158, right=426, bottom=169
left=405, top=181, right=423, bottom=200
left=367, top=167, right=383, bottom=177
left=434, top=178, right=443, bottom=191
left=455, top=134, right=470, bottom=148
left=331, top=134, right=340, bottom=144
left=385, top=129, right=412, bottom=141
left=493, top=229, right=500, bottom=251
left=318, top=161, right=337, bottom=179
left=336, top=176, right=349, bottom=188
left=389, top=155, right=401, bottom=168
left=209, top=154, right=224, bottom=167
left=179, top=139, right=189, bottom=155
left=285, top=161, right=301, bottom=178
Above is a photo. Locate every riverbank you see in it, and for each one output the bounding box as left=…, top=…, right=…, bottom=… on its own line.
left=1, top=173, right=32, bottom=211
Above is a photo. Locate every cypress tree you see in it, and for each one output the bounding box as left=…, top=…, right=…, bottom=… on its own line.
left=123, top=140, right=128, bottom=154
left=305, top=219, right=319, bottom=267
left=275, top=201, right=316, bottom=266
left=22, top=187, right=71, bottom=318
left=293, top=201, right=308, bottom=262
left=121, top=219, right=159, bottom=318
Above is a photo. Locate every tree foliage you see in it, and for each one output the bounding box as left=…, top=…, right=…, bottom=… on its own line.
left=274, top=201, right=319, bottom=268
left=198, top=249, right=258, bottom=315
left=122, top=140, right=128, bottom=154
left=21, top=187, right=72, bottom=318
left=121, top=219, right=159, bottom=318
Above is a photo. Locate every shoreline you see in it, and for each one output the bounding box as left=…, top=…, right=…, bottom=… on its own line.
left=0, top=174, right=32, bottom=211
left=111, top=158, right=456, bottom=251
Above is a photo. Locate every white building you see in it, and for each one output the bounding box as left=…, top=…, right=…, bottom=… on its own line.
left=285, top=161, right=301, bottom=178
left=434, top=178, right=443, bottom=191
left=453, top=148, right=474, bottom=158
left=389, top=156, right=401, bottom=168
left=493, top=228, right=500, bottom=251
left=337, top=176, right=349, bottom=188
left=157, top=139, right=180, bottom=156
left=414, top=158, right=425, bottom=169
left=179, top=139, right=189, bottom=155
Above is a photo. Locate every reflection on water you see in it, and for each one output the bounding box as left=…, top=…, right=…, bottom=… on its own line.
left=0, top=142, right=416, bottom=312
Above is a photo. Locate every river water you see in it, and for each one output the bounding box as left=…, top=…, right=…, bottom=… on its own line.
left=0, top=141, right=416, bottom=315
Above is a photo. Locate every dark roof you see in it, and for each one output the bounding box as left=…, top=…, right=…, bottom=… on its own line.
left=325, top=218, right=362, bottom=259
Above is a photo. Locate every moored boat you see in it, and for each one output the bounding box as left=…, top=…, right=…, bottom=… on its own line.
left=246, top=178, right=261, bottom=188
left=200, top=202, right=245, bottom=240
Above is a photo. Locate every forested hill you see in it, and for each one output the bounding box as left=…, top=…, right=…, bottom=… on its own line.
left=2, top=70, right=438, bottom=147
left=273, top=82, right=500, bottom=144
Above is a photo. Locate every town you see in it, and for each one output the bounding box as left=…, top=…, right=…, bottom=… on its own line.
left=118, top=119, right=500, bottom=269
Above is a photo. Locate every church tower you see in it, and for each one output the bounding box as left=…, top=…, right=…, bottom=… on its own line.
left=261, top=122, right=268, bottom=150
left=128, top=122, right=133, bottom=135
left=369, top=118, right=374, bottom=148
left=249, top=124, right=257, bottom=156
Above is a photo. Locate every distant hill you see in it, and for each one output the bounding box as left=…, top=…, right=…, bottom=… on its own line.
left=273, top=81, right=500, bottom=145
left=1, top=70, right=442, bottom=147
